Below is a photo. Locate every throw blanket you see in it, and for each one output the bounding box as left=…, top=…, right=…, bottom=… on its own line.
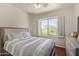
left=4, top=37, right=54, bottom=56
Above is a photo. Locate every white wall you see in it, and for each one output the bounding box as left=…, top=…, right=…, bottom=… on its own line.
left=0, top=4, right=29, bottom=28
left=29, top=6, right=76, bottom=48
left=74, top=4, right=79, bottom=32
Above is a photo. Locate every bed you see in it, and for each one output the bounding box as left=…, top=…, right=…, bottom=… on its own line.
left=3, top=27, right=55, bottom=56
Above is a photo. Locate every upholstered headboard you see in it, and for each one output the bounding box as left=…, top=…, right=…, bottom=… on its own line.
left=4, top=27, right=29, bottom=40
left=0, top=27, right=29, bottom=48
left=4, top=27, right=29, bottom=35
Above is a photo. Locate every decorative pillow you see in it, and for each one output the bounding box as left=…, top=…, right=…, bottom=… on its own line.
left=5, top=32, right=32, bottom=41
left=11, top=33, right=22, bottom=39
left=4, top=34, right=12, bottom=42
left=4, top=33, right=16, bottom=42
left=22, top=32, right=32, bottom=38
left=12, top=32, right=31, bottom=39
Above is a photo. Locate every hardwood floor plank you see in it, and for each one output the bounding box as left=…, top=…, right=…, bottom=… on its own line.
left=55, top=47, right=66, bottom=56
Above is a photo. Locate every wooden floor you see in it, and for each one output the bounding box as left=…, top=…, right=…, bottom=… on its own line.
left=55, top=47, right=66, bottom=56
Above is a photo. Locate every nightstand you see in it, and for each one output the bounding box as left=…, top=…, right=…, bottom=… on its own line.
left=0, top=49, right=12, bottom=56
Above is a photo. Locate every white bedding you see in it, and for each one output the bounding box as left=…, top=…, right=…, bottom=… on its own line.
left=4, top=37, right=54, bottom=56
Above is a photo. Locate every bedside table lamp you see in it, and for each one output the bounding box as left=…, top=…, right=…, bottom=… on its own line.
left=70, top=32, right=79, bottom=39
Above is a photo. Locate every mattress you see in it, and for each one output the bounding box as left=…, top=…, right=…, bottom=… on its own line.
left=4, top=37, right=55, bottom=56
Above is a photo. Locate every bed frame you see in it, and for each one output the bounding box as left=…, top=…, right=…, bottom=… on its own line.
left=0, top=27, right=55, bottom=56
left=49, top=43, right=55, bottom=56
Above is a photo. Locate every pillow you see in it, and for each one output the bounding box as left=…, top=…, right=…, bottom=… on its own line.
left=6, top=34, right=12, bottom=40
left=11, top=32, right=31, bottom=39
left=22, top=32, right=32, bottom=38
left=5, top=32, right=32, bottom=41
left=4, top=33, right=14, bottom=42
left=11, top=33, right=25, bottom=39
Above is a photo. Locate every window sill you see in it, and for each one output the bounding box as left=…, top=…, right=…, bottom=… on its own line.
left=37, top=35, right=65, bottom=39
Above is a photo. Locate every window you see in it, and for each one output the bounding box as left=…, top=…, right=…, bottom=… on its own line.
left=39, top=17, right=58, bottom=36
left=38, top=16, right=65, bottom=37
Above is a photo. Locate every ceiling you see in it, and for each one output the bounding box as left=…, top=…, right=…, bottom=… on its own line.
left=11, top=3, right=75, bottom=14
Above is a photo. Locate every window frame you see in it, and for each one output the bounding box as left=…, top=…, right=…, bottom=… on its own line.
left=38, top=17, right=58, bottom=36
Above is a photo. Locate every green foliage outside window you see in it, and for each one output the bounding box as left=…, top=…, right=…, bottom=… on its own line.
left=41, top=25, right=58, bottom=35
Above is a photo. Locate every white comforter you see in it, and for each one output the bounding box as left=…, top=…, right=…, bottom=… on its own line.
left=4, top=37, right=54, bottom=56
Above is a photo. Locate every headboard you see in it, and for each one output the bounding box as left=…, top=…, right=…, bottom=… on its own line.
left=0, top=27, right=29, bottom=48
left=4, top=27, right=29, bottom=35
